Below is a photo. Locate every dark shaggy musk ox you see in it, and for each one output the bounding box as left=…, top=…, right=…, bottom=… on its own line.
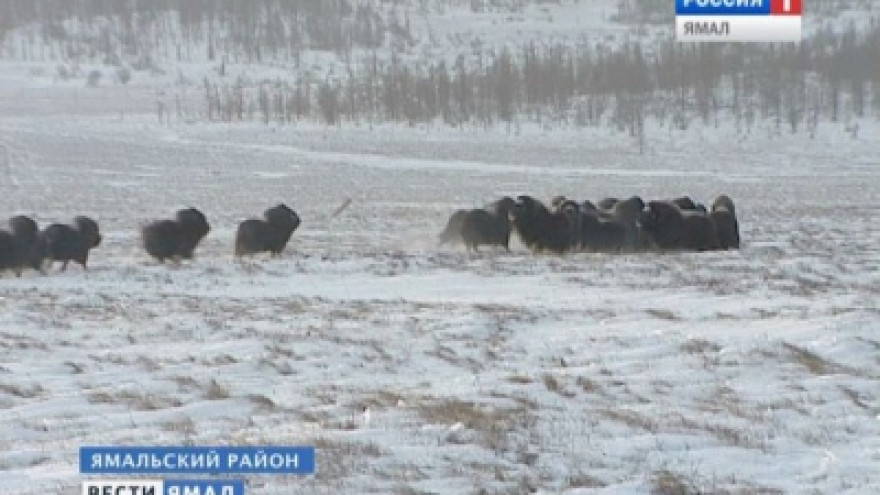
left=607, top=196, right=647, bottom=251
left=641, top=201, right=719, bottom=252
left=0, top=231, right=20, bottom=276
left=142, top=207, right=211, bottom=263
left=596, top=197, right=619, bottom=211
left=670, top=196, right=709, bottom=214
left=551, top=196, right=597, bottom=214
left=459, top=196, right=516, bottom=252
left=559, top=200, right=627, bottom=253
left=670, top=196, right=698, bottom=211
left=709, top=194, right=740, bottom=249
left=235, top=203, right=301, bottom=257
left=438, top=209, right=468, bottom=245
left=550, top=195, right=568, bottom=212
left=174, top=208, right=211, bottom=259
left=41, top=216, right=102, bottom=270
left=8, top=215, right=46, bottom=274
left=509, top=195, right=573, bottom=254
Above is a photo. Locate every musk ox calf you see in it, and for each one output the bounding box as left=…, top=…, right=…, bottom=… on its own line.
left=509, top=195, right=573, bottom=254
left=235, top=203, right=301, bottom=257
left=709, top=194, right=740, bottom=249
left=8, top=215, right=46, bottom=274
left=458, top=196, right=515, bottom=252
left=641, top=201, right=719, bottom=252
left=41, top=216, right=102, bottom=271
left=142, top=207, right=211, bottom=263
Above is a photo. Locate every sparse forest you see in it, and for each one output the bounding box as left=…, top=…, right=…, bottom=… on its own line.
left=0, top=0, right=878, bottom=139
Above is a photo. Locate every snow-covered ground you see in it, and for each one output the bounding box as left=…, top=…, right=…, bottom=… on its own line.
left=0, top=72, right=878, bottom=494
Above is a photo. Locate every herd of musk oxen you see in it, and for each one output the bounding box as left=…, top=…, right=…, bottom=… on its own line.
left=0, top=193, right=739, bottom=277
left=0, top=204, right=301, bottom=277
left=439, top=194, right=740, bottom=254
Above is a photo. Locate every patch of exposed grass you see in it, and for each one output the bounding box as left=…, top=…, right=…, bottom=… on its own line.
left=567, top=473, right=606, bottom=489
left=680, top=338, right=721, bottom=354
left=507, top=374, right=534, bottom=384
left=577, top=376, right=601, bottom=393
left=247, top=394, right=276, bottom=411
left=542, top=373, right=575, bottom=397
left=838, top=386, right=870, bottom=410
left=649, top=469, right=697, bottom=495
left=414, top=398, right=535, bottom=452
left=646, top=308, right=679, bottom=320
left=204, top=379, right=231, bottom=400
left=0, top=382, right=45, bottom=399
left=781, top=342, right=854, bottom=376
left=162, top=416, right=196, bottom=435
left=87, top=389, right=182, bottom=410
left=600, top=408, right=656, bottom=432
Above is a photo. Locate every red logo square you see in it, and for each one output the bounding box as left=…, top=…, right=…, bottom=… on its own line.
left=771, top=0, right=802, bottom=15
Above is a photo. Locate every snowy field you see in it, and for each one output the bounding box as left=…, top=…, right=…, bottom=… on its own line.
left=1, top=75, right=880, bottom=494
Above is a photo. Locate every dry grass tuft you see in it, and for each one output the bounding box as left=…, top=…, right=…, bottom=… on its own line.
left=414, top=398, right=535, bottom=452
left=0, top=382, right=45, bottom=399
left=649, top=469, right=698, bottom=495
left=647, top=308, right=679, bottom=320
left=204, top=379, right=231, bottom=400
left=680, top=338, right=721, bottom=354
left=87, top=389, right=182, bottom=410
left=781, top=342, right=854, bottom=376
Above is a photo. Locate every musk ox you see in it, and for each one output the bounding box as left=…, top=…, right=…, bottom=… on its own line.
left=438, top=209, right=467, bottom=245
left=607, top=196, right=647, bottom=251
left=174, top=208, right=211, bottom=259
left=142, top=207, right=211, bottom=263
left=8, top=215, right=46, bottom=274
left=711, top=194, right=736, bottom=217
left=560, top=200, right=627, bottom=253
left=596, top=197, right=619, bottom=211
left=41, top=216, right=102, bottom=270
left=641, top=201, right=719, bottom=252
left=710, top=194, right=740, bottom=249
left=670, top=196, right=698, bottom=211
left=459, top=196, right=515, bottom=252
left=552, top=196, right=598, bottom=214
left=235, top=203, right=301, bottom=257
left=0, top=231, right=20, bottom=276
left=550, top=195, right=568, bottom=212
left=509, top=195, right=573, bottom=254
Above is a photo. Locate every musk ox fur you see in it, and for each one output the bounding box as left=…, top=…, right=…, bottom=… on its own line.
left=560, top=200, right=627, bottom=253
left=234, top=203, right=301, bottom=257
left=641, top=201, right=719, bottom=252
left=459, top=196, right=515, bottom=252
left=509, top=195, right=573, bottom=254
left=608, top=196, right=647, bottom=251
left=670, top=196, right=698, bottom=211
left=41, top=216, right=102, bottom=270
left=8, top=215, right=46, bottom=274
left=142, top=207, right=211, bottom=263
left=596, top=197, right=619, bottom=211
left=438, top=210, right=468, bottom=245
left=709, top=194, right=740, bottom=249
left=0, top=231, right=21, bottom=276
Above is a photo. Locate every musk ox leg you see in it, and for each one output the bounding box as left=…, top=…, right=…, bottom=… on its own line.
left=60, top=260, right=69, bottom=272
